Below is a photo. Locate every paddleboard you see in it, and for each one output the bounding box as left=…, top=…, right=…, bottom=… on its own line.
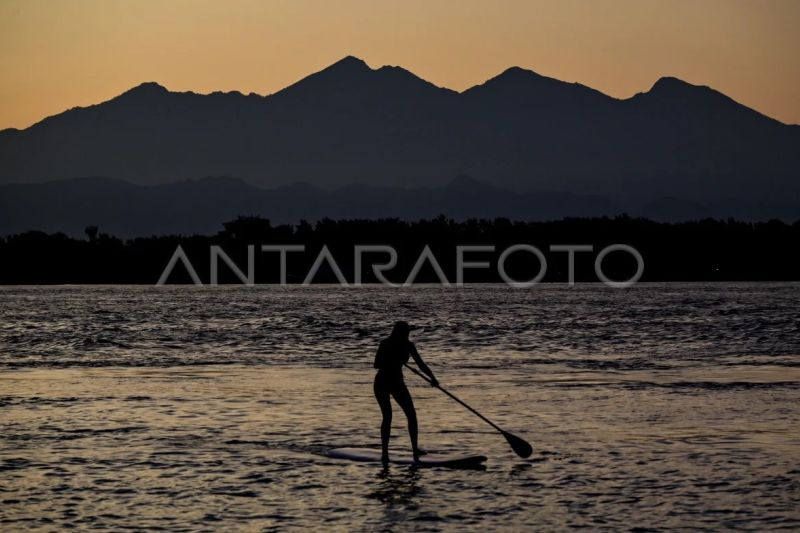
left=327, top=447, right=487, bottom=468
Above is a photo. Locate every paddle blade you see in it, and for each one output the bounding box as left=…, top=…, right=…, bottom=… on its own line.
left=502, top=431, right=533, bottom=458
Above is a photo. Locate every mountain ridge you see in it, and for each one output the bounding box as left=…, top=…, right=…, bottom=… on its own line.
left=0, top=175, right=629, bottom=238
left=0, top=55, right=797, bottom=221
left=12, top=57, right=794, bottom=131
left=3, top=174, right=791, bottom=239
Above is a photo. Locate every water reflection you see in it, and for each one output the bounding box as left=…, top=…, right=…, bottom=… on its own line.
left=0, top=363, right=797, bottom=530
left=509, top=462, right=533, bottom=477
left=368, top=465, right=423, bottom=506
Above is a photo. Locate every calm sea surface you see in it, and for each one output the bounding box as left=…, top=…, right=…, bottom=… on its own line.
left=1, top=284, right=799, bottom=531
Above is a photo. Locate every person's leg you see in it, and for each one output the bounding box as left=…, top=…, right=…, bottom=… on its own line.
left=373, top=376, right=392, bottom=463
left=390, top=382, right=420, bottom=461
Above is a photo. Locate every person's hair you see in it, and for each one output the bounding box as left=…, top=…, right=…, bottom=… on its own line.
left=391, top=321, right=410, bottom=338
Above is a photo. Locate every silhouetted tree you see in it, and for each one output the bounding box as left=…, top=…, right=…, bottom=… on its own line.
left=1, top=215, right=798, bottom=284
left=85, top=225, right=99, bottom=242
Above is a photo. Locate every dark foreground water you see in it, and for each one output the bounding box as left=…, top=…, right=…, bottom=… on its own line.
left=1, top=284, right=799, bottom=531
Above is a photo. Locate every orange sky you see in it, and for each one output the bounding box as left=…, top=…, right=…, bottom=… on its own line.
left=1, top=0, right=798, bottom=129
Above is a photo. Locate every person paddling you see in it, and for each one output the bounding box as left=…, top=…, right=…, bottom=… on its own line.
left=373, top=321, right=438, bottom=464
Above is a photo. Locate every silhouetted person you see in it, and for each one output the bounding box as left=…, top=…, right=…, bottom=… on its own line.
left=374, top=321, right=438, bottom=464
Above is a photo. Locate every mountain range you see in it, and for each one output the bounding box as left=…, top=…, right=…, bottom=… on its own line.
left=0, top=175, right=627, bottom=237
left=1, top=55, right=798, bottom=227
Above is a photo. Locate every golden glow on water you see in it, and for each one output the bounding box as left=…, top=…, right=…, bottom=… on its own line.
left=1, top=0, right=799, bottom=129
left=2, top=285, right=799, bottom=528
left=2, top=364, right=798, bottom=529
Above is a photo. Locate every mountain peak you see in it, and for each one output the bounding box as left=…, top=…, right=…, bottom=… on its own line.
left=632, top=75, right=783, bottom=126
left=463, top=65, right=612, bottom=106
left=274, top=56, right=373, bottom=96
left=116, top=82, right=169, bottom=101
left=642, top=76, right=737, bottom=106
left=324, top=55, right=371, bottom=73
left=274, top=55, right=453, bottom=101
left=481, top=66, right=546, bottom=87
left=462, top=66, right=542, bottom=97
left=498, top=66, right=542, bottom=79
left=649, top=76, right=701, bottom=94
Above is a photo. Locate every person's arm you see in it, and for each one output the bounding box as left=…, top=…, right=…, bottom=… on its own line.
left=410, top=343, right=439, bottom=387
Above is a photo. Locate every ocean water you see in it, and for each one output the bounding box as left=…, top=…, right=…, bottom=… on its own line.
left=1, top=284, right=799, bottom=531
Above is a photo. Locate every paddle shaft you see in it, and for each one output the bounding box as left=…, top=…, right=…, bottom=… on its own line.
left=403, top=363, right=505, bottom=434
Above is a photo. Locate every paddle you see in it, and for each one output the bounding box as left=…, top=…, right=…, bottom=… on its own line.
left=404, top=363, right=533, bottom=458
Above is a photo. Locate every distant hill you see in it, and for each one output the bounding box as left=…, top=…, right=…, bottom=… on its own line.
left=0, top=176, right=624, bottom=237
left=0, top=55, right=798, bottom=221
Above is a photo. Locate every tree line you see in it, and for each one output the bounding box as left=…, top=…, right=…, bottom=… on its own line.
left=1, top=215, right=798, bottom=284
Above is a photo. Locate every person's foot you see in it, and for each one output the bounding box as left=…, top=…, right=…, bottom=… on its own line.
left=412, top=448, right=427, bottom=462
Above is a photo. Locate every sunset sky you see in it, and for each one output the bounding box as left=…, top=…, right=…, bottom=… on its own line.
left=1, top=0, right=798, bottom=129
